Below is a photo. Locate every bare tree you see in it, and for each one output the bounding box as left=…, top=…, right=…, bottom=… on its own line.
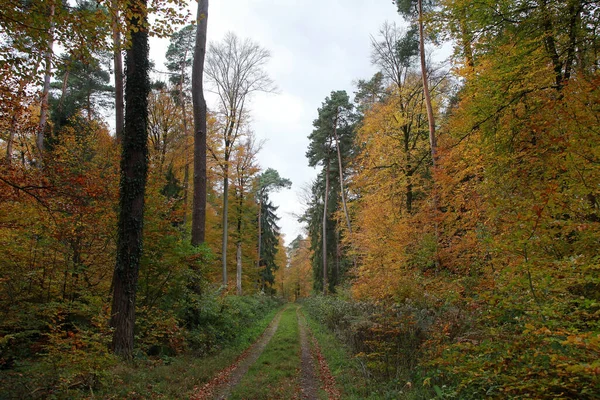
left=205, top=32, right=275, bottom=287
left=370, top=21, right=418, bottom=92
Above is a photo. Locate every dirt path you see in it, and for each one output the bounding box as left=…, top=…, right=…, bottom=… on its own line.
left=191, top=304, right=340, bottom=400
left=296, top=307, right=319, bottom=400
left=190, top=307, right=285, bottom=400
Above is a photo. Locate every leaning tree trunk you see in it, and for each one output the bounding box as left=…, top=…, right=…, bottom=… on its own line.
left=191, top=0, right=209, bottom=246
left=322, top=158, right=330, bottom=295
left=110, top=0, right=150, bottom=359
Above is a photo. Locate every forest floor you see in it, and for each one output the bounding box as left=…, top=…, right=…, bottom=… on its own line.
left=190, top=303, right=339, bottom=400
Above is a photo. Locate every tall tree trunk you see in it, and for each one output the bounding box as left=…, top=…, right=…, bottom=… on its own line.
left=191, top=0, right=208, bottom=246
left=111, top=0, right=124, bottom=141
left=418, top=0, right=436, bottom=165
left=110, top=0, right=150, bottom=359
left=221, top=162, right=229, bottom=287
left=257, top=198, right=262, bottom=271
left=236, top=241, right=242, bottom=295
left=236, top=195, right=243, bottom=295
left=38, top=1, right=56, bottom=161
left=183, top=162, right=190, bottom=225
left=322, top=159, right=330, bottom=295
left=333, top=109, right=351, bottom=234
left=404, top=127, right=413, bottom=213
left=180, top=52, right=190, bottom=226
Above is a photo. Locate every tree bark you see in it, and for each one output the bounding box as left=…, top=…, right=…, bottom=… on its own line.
left=111, top=0, right=124, bottom=141
left=191, top=0, right=208, bottom=246
left=236, top=192, right=243, bottom=295
left=221, top=163, right=229, bottom=287
left=236, top=241, right=242, bottom=295
left=180, top=50, right=190, bottom=226
left=257, top=198, right=262, bottom=271
left=322, top=159, right=330, bottom=295
left=110, top=0, right=150, bottom=359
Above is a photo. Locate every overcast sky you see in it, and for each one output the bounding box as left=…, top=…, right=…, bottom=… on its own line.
left=150, top=0, right=410, bottom=244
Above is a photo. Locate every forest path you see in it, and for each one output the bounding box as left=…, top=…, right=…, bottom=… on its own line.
left=191, top=303, right=339, bottom=400
left=190, top=306, right=285, bottom=400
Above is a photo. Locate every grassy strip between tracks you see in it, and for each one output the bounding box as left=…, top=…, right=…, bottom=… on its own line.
left=229, top=304, right=301, bottom=400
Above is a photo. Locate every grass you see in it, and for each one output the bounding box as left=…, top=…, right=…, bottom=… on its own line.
left=87, top=305, right=284, bottom=400
left=229, top=304, right=301, bottom=400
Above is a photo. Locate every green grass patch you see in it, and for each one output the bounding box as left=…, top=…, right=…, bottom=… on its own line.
left=230, top=305, right=301, bottom=400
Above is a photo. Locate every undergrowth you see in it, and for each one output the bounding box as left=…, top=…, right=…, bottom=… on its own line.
left=0, top=294, right=282, bottom=399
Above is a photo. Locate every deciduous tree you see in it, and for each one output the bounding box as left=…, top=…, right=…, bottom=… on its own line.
left=205, top=32, right=275, bottom=286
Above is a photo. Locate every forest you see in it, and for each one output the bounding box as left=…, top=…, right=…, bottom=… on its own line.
left=1, top=0, right=599, bottom=399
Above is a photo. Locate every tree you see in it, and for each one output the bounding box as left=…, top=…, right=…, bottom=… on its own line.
left=394, top=0, right=437, bottom=164
left=256, top=168, right=292, bottom=277
left=110, top=0, right=150, bottom=359
left=258, top=198, right=282, bottom=293
left=166, top=24, right=196, bottom=228
left=191, top=1, right=208, bottom=246
left=110, top=0, right=124, bottom=141
left=231, top=134, right=261, bottom=295
left=255, top=168, right=290, bottom=292
left=147, top=86, right=186, bottom=174
left=367, top=22, right=439, bottom=213
left=282, top=235, right=313, bottom=301
left=51, top=51, right=114, bottom=130
left=306, top=91, right=355, bottom=294
left=205, top=32, right=275, bottom=286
